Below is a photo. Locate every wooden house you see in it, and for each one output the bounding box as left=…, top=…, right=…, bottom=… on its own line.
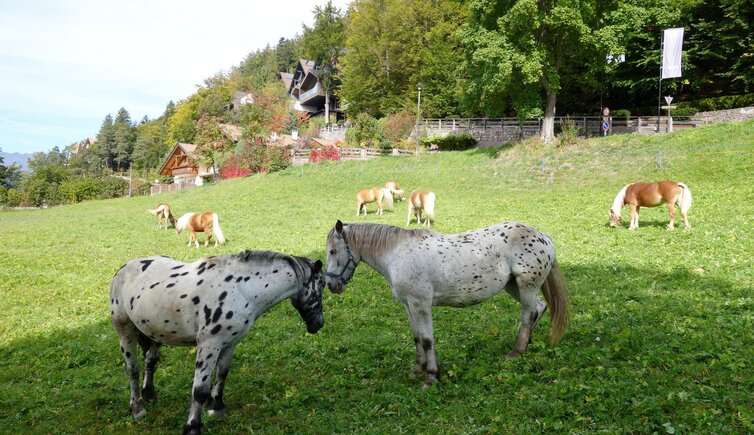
left=156, top=143, right=215, bottom=187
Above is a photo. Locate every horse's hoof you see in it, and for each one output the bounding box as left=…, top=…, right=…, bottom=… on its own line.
left=207, top=408, right=226, bottom=419
left=131, top=406, right=147, bottom=420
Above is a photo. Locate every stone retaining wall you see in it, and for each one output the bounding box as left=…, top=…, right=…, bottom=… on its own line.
left=692, top=106, right=754, bottom=124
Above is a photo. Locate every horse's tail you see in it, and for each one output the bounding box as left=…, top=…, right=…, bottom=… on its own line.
left=677, top=182, right=692, bottom=214
left=212, top=213, right=226, bottom=245
left=541, top=259, right=569, bottom=345
left=381, top=188, right=394, bottom=210
left=424, top=192, right=436, bottom=220
left=168, top=212, right=176, bottom=227
left=147, top=207, right=162, bottom=216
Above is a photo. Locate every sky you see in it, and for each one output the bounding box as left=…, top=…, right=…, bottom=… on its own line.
left=0, top=0, right=350, bottom=154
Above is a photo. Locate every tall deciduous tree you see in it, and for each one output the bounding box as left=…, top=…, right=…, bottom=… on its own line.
left=301, top=1, right=346, bottom=124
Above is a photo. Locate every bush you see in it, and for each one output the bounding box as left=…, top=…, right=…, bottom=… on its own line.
left=219, top=140, right=291, bottom=179
left=672, top=107, right=698, bottom=117
left=309, top=145, right=341, bottom=163
left=381, top=111, right=416, bottom=142
left=676, top=93, right=754, bottom=113
left=612, top=109, right=631, bottom=118
left=348, top=113, right=384, bottom=148
left=557, top=117, right=581, bottom=146
left=421, top=133, right=477, bottom=151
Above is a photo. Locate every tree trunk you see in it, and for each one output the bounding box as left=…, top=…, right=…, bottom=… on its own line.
left=540, top=88, right=557, bottom=144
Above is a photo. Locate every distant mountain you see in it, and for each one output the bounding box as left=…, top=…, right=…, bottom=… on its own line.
left=0, top=151, right=33, bottom=172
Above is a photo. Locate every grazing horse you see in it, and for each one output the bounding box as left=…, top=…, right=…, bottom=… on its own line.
left=407, top=190, right=435, bottom=227
left=147, top=203, right=176, bottom=230
left=325, top=220, right=568, bottom=388
left=110, top=250, right=325, bottom=434
left=176, top=212, right=226, bottom=247
left=609, top=181, right=692, bottom=230
left=385, top=181, right=406, bottom=201
left=356, top=187, right=387, bottom=216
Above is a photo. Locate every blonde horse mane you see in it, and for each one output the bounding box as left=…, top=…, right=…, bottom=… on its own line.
left=609, top=184, right=631, bottom=215
left=334, top=223, right=436, bottom=258
left=175, top=212, right=194, bottom=234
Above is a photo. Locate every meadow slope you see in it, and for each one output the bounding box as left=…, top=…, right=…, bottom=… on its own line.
left=1, top=121, right=753, bottom=433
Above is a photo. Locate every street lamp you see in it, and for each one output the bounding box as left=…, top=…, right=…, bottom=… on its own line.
left=415, top=82, right=422, bottom=155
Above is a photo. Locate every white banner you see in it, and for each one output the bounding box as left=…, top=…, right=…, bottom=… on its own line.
left=662, top=27, right=684, bottom=79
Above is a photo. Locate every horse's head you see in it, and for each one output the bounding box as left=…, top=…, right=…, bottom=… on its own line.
left=396, top=189, right=406, bottom=201
left=325, top=220, right=360, bottom=294
left=608, top=208, right=622, bottom=227
left=291, top=259, right=325, bottom=334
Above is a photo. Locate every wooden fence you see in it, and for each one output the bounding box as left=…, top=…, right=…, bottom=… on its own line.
left=292, top=147, right=415, bottom=165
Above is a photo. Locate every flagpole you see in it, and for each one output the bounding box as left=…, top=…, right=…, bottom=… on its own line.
left=657, top=32, right=663, bottom=133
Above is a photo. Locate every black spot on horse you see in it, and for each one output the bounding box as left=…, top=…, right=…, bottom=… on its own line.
left=204, top=305, right=212, bottom=326
left=210, top=324, right=222, bottom=334
left=244, top=276, right=250, bottom=282
left=170, top=273, right=180, bottom=278
left=180, top=294, right=188, bottom=299
left=192, top=296, right=200, bottom=304
left=149, top=282, right=160, bottom=289
left=273, top=269, right=279, bottom=274
left=172, top=265, right=184, bottom=270
left=218, top=291, right=227, bottom=301
left=166, top=283, right=176, bottom=288
left=208, top=264, right=216, bottom=269
left=225, top=311, right=234, bottom=319
left=129, top=297, right=134, bottom=310
left=212, top=307, right=223, bottom=323
left=140, top=259, right=154, bottom=271
left=224, top=275, right=234, bottom=282
left=236, top=276, right=243, bottom=283
left=197, top=280, right=203, bottom=286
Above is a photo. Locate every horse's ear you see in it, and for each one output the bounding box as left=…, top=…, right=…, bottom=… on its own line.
left=335, top=220, right=343, bottom=233
left=313, top=260, right=323, bottom=273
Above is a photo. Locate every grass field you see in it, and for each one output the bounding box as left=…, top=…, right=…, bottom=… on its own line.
left=1, top=121, right=753, bottom=433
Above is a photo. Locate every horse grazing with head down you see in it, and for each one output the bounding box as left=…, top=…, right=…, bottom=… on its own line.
left=609, top=180, right=692, bottom=230
left=147, top=203, right=176, bottom=230
left=356, top=187, right=389, bottom=216
left=176, top=212, right=226, bottom=247
left=385, top=181, right=406, bottom=201
left=407, top=190, right=435, bottom=227
left=325, top=220, right=568, bottom=389
left=110, top=250, right=325, bottom=434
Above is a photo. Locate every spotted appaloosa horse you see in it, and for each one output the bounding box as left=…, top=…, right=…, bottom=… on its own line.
left=407, top=191, right=435, bottom=227
left=176, top=212, right=226, bottom=247
left=385, top=181, right=406, bottom=201
left=325, top=220, right=568, bottom=388
left=356, top=187, right=388, bottom=216
left=110, top=250, right=324, bottom=434
left=148, top=203, right=176, bottom=230
left=609, top=181, right=692, bottom=230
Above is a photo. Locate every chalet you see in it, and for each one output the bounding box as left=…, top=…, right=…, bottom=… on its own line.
left=156, top=143, right=215, bottom=187
left=281, top=59, right=340, bottom=121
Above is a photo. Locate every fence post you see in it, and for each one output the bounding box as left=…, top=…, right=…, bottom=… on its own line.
left=300, top=165, right=304, bottom=177
left=658, top=150, right=663, bottom=169
left=541, top=156, right=545, bottom=175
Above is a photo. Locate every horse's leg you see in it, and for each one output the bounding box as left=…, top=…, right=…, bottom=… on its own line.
left=204, top=225, right=213, bottom=247
left=504, top=281, right=547, bottom=346
left=139, top=336, right=161, bottom=402
left=407, top=204, right=413, bottom=225
left=506, top=277, right=541, bottom=360
left=405, top=300, right=438, bottom=388
left=666, top=202, right=676, bottom=231
left=184, top=341, right=223, bottom=435
left=403, top=306, right=426, bottom=380
left=629, top=204, right=639, bottom=229
left=206, top=343, right=238, bottom=418
left=113, top=322, right=146, bottom=419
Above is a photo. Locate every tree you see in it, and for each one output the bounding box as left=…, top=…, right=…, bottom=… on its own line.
left=132, top=119, right=170, bottom=171
left=167, top=96, right=200, bottom=144
left=301, top=1, right=346, bottom=124
left=93, top=114, right=115, bottom=172
left=0, top=149, right=23, bottom=189
left=113, top=107, right=136, bottom=171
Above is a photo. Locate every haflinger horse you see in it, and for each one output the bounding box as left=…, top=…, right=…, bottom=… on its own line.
left=176, top=212, right=226, bottom=247
left=325, top=220, right=568, bottom=389
left=609, top=180, right=692, bottom=230
left=147, top=203, right=176, bottom=230
left=407, top=190, right=435, bottom=227
left=110, top=250, right=325, bottom=435
left=356, top=187, right=389, bottom=216
left=385, top=181, right=406, bottom=202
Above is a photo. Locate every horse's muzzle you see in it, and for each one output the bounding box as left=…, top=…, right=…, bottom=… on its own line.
left=327, top=280, right=346, bottom=294
left=306, top=315, right=324, bottom=334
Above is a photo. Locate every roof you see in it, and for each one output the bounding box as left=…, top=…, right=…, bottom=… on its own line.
left=219, top=124, right=243, bottom=142
left=157, top=143, right=198, bottom=176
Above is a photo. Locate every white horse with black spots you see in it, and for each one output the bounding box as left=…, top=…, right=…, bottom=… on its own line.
left=325, top=220, right=568, bottom=388
left=110, top=250, right=324, bottom=434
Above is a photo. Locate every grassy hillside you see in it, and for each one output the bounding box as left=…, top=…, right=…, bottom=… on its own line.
left=1, top=121, right=753, bottom=433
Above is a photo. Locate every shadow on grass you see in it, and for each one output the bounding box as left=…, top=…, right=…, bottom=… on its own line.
left=470, top=143, right=515, bottom=159
left=1, top=261, right=751, bottom=433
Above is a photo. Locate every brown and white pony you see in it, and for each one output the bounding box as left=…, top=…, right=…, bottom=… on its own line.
left=147, top=203, right=176, bottom=230
left=609, top=181, right=692, bottom=230
left=407, top=191, right=435, bottom=227
left=356, top=187, right=389, bottom=216
left=175, top=212, right=226, bottom=247
left=385, top=181, right=406, bottom=202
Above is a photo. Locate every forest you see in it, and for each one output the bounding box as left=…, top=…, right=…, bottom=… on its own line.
left=1, top=0, right=752, bottom=207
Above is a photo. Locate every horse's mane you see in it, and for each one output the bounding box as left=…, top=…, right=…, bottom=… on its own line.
left=339, top=223, right=437, bottom=257
left=610, top=184, right=631, bottom=213
left=175, top=212, right=195, bottom=232
left=235, top=250, right=310, bottom=283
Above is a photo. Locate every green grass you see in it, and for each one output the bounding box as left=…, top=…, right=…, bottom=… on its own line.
left=2, top=121, right=753, bottom=433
